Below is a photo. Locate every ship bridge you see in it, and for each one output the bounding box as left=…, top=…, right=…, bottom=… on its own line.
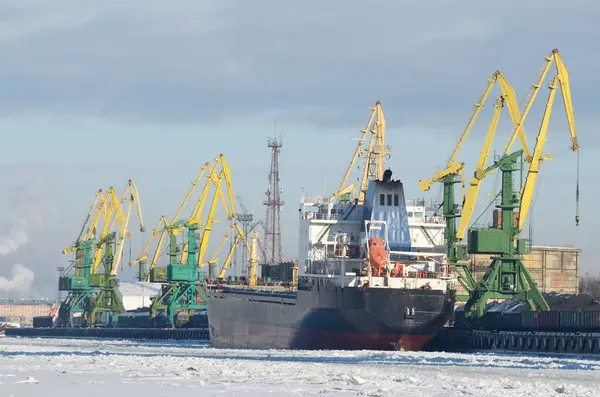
left=362, top=169, right=412, bottom=254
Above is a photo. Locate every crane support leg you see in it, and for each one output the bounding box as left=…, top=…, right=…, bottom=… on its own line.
left=464, top=256, right=548, bottom=317
left=87, top=276, right=125, bottom=327
left=87, top=236, right=125, bottom=326
left=57, top=290, right=95, bottom=327
left=441, top=174, right=474, bottom=300
left=149, top=280, right=207, bottom=328
left=57, top=240, right=97, bottom=327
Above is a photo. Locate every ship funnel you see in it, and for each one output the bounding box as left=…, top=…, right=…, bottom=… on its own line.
left=383, top=169, right=392, bottom=182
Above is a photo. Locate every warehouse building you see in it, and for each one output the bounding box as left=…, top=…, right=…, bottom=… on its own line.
left=118, top=281, right=162, bottom=311
left=455, top=245, right=581, bottom=297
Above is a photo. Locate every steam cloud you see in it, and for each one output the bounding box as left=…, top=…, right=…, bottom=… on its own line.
left=0, top=182, right=50, bottom=256
left=0, top=180, right=53, bottom=296
left=0, top=264, right=35, bottom=294
left=0, top=224, right=30, bottom=255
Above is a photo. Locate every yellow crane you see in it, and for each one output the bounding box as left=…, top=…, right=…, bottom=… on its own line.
left=462, top=49, right=580, bottom=317
left=197, top=155, right=250, bottom=278
left=331, top=101, right=390, bottom=205
left=135, top=162, right=213, bottom=282
left=62, top=189, right=106, bottom=255
left=57, top=189, right=110, bottom=327
left=151, top=154, right=250, bottom=279
left=418, top=70, right=529, bottom=239
left=87, top=180, right=144, bottom=326
left=517, top=49, right=579, bottom=232
left=416, top=70, right=527, bottom=298
left=90, top=181, right=144, bottom=275
left=146, top=154, right=250, bottom=327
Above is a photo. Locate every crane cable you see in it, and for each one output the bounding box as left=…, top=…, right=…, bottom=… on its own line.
left=575, top=151, right=580, bottom=226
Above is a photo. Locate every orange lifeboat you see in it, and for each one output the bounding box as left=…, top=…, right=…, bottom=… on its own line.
left=368, top=237, right=387, bottom=272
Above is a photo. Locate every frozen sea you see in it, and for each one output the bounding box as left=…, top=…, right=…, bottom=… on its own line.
left=1, top=336, right=599, bottom=396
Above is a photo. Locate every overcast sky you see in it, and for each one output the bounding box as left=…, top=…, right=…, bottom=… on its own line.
left=0, top=1, right=597, bottom=298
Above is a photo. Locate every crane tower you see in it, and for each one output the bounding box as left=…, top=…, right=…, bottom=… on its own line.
left=263, top=137, right=284, bottom=267
left=235, top=196, right=254, bottom=277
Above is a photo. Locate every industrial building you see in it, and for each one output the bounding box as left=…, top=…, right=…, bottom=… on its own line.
left=455, top=245, right=581, bottom=297
left=0, top=299, right=54, bottom=325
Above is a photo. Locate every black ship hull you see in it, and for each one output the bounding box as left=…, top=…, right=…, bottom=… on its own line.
left=207, top=284, right=456, bottom=351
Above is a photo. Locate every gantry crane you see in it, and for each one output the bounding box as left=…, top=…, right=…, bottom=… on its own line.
left=331, top=101, right=391, bottom=205
left=57, top=189, right=108, bottom=327
left=464, top=49, right=580, bottom=317
left=87, top=180, right=145, bottom=326
left=144, top=154, right=250, bottom=327
left=417, top=70, right=528, bottom=299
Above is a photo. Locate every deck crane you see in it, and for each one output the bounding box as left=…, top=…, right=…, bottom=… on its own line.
left=87, top=180, right=144, bottom=326
left=57, top=189, right=108, bottom=327
left=417, top=70, right=528, bottom=298
left=147, top=154, right=250, bottom=327
left=463, top=49, right=580, bottom=317
left=330, top=101, right=391, bottom=206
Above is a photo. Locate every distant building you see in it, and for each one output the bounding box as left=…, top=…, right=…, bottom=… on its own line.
left=456, top=245, right=581, bottom=297
left=0, top=299, right=54, bottom=325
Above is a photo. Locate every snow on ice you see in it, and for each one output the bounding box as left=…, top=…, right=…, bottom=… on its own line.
left=0, top=337, right=599, bottom=396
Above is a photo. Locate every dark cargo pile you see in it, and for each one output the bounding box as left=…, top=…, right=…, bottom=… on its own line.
left=455, top=292, right=600, bottom=332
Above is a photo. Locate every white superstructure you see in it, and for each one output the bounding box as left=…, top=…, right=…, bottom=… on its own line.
left=405, top=198, right=446, bottom=248
left=298, top=192, right=454, bottom=291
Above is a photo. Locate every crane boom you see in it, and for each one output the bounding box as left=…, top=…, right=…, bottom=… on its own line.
left=137, top=163, right=211, bottom=277
left=62, top=189, right=106, bottom=255
left=518, top=49, right=579, bottom=232
left=330, top=101, right=389, bottom=205
left=110, top=180, right=145, bottom=276
left=418, top=70, right=526, bottom=199
left=456, top=90, right=522, bottom=240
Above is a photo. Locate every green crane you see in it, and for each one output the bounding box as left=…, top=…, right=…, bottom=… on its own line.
left=464, top=150, right=548, bottom=317
left=144, top=154, right=249, bottom=328
left=87, top=181, right=145, bottom=327
left=57, top=190, right=107, bottom=327
left=464, top=48, right=579, bottom=317
left=149, top=221, right=208, bottom=327
left=87, top=231, right=126, bottom=325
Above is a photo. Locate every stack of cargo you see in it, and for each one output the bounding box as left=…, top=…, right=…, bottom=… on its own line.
left=454, top=292, right=600, bottom=331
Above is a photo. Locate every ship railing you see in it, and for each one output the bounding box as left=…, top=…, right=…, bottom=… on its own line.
left=326, top=235, right=361, bottom=244
left=300, top=196, right=330, bottom=205
left=401, top=271, right=445, bottom=279
left=406, top=198, right=441, bottom=211
left=302, top=211, right=361, bottom=221
left=408, top=218, right=445, bottom=226
left=418, top=216, right=445, bottom=224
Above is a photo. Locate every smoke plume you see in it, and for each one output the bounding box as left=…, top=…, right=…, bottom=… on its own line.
left=0, top=224, right=30, bottom=255
left=0, top=264, right=35, bottom=294
left=0, top=180, right=51, bottom=256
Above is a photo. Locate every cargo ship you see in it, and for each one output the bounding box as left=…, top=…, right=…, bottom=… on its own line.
left=206, top=169, right=457, bottom=351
